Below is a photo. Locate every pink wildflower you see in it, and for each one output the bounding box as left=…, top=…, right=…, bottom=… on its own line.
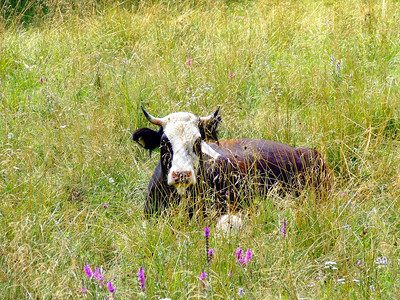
left=245, top=250, right=252, bottom=263
left=235, top=248, right=253, bottom=266
left=93, top=268, right=105, bottom=285
left=235, top=248, right=246, bottom=266
left=204, top=227, right=210, bottom=238
left=281, top=219, right=287, bottom=237
left=107, top=281, right=115, bottom=293
left=138, top=267, right=146, bottom=292
left=84, top=264, right=92, bottom=278
left=235, top=248, right=243, bottom=259
left=207, top=248, right=215, bottom=262
left=199, top=271, right=208, bottom=287
left=200, top=271, right=207, bottom=280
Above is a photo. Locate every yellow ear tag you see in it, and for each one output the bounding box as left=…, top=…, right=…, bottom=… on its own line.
left=138, top=136, right=145, bottom=147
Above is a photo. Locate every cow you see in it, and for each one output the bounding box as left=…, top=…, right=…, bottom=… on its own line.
left=132, top=106, right=332, bottom=218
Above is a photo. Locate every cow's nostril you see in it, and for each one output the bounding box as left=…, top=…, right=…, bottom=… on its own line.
left=172, top=171, right=193, bottom=183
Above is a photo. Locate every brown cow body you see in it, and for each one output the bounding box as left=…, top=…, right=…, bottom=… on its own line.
left=132, top=107, right=331, bottom=218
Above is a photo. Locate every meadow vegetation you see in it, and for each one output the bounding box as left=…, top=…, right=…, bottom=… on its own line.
left=1, top=0, right=400, bottom=298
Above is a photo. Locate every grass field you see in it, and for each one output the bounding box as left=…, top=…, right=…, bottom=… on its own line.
left=1, top=0, right=400, bottom=298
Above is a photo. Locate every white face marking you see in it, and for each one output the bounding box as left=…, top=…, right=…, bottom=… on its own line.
left=201, top=142, right=221, bottom=159
left=162, top=112, right=201, bottom=192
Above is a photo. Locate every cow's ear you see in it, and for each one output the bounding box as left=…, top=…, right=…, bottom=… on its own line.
left=199, top=110, right=221, bottom=141
left=132, top=128, right=162, bottom=151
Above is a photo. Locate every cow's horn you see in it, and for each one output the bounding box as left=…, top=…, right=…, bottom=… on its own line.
left=200, top=106, right=221, bottom=122
left=141, top=105, right=163, bottom=126
left=212, top=106, right=221, bottom=117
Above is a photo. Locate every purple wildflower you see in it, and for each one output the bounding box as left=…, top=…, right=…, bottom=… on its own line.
left=79, top=287, right=86, bottom=293
left=92, top=267, right=99, bottom=277
left=245, top=250, right=252, bottom=263
left=138, top=267, right=146, bottom=292
left=229, top=72, right=234, bottom=80
left=84, top=263, right=92, bottom=278
left=97, top=273, right=105, bottom=284
left=102, top=203, right=108, bottom=209
left=40, top=77, right=44, bottom=83
left=27, top=95, right=30, bottom=100
left=237, top=287, right=245, bottom=297
left=107, top=281, right=115, bottom=293
left=235, top=248, right=247, bottom=266
left=92, top=268, right=105, bottom=285
left=357, top=260, right=364, bottom=266
left=235, top=248, right=243, bottom=259
left=235, top=248, right=253, bottom=266
left=187, top=58, right=192, bottom=67
left=281, top=219, right=287, bottom=237
left=336, top=60, right=341, bottom=72
left=204, top=227, right=210, bottom=238
left=207, top=248, right=215, bottom=262
left=93, top=268, right=101, bottom=278
left=200, top=271, right=207, bottom=280
left=370, top=285, right=375, bottom=292
left=199, top=271, right=208, bottom=287
left=228, top=272, right=232, bottom=277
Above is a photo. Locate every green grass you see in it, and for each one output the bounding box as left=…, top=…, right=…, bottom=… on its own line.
left=1, top=0, right=400, bottom=298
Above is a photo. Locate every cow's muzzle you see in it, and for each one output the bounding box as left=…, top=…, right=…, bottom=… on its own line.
left=170, top=170, right=194, bottom=185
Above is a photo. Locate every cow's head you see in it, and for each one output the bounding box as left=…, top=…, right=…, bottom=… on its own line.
left=132, top=106, right=221, bottom=194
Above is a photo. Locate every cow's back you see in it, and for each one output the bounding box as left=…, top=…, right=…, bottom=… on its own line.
left=202, top=138, right=332, bottom=198
left=206, top=138, right=306, bottom=174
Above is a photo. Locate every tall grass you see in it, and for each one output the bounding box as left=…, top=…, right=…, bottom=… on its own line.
left=1, top=0, right=400, bottom=298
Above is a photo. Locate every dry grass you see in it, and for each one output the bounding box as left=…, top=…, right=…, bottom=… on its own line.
left=1, top=0, right=400, bottom=298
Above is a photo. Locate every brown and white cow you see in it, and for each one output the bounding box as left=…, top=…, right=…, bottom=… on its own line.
left=132, top=106, right=332, bottom=218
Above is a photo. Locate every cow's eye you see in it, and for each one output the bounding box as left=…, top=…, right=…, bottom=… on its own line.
left=160, top=136, right=169, bottom=147
left=161, top=138, right=172, bottom=152
left=160, top=138, right=173, bottom=170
